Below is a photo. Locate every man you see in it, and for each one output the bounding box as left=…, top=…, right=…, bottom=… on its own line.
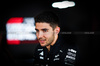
left=33, top=11, right=77, bottom=66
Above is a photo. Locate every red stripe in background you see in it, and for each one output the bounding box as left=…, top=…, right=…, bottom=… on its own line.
left=20, top=40, right=39, bottom=44
left=7, top=17, right=23, bottom=23
left=7, top=17, right=23, bottom=45
left=7, top=40, right=20, bottom=45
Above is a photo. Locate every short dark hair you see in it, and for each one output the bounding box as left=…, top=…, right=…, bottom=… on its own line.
left=34, top=11, right=59, bottom=30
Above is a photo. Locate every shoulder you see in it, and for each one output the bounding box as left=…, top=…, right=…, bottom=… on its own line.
left=60, top=39, right=77, bottom=51
left=58, top=35, right=77, bottom=50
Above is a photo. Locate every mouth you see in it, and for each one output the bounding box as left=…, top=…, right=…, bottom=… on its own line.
left=39, top=39, right=46, bottom=44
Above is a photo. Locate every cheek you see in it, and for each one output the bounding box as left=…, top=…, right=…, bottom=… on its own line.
left=36, top=34, right=40, bottom=39
left=44, top=34, right=50, bottom=39
left=46, top=33, right=53, bottom=40
left=36, top=34, right=38, bottom=38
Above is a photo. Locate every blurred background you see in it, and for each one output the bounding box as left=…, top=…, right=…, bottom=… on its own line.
left=0, top=0, right=100, bottom=66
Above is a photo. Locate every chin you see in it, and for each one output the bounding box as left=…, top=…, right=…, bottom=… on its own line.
left=40, top=44, right=46, bottom=47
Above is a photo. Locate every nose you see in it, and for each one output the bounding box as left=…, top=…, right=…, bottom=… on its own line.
left=37, top=31, right=43, bottom=38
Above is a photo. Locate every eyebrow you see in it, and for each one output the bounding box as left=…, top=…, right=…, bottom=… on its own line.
left=35, top=28, right=49, bottom=31
left=42, top=28, right=49, bottom=31
left=35, top=28, right=38, bottom=31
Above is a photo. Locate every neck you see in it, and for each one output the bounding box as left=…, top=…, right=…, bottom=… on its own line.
left=46, top=35, right=58, bottom=52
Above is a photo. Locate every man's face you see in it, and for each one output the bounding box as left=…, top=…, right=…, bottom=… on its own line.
left=35, top=22, right=55, bottom=47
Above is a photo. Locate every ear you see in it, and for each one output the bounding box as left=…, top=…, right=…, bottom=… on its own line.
left=55, top=26, right=60, bottom=34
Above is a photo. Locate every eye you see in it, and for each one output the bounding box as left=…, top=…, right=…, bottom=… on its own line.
left=43, top=29, right=47, bottom=32
left=42, top=29, right=48, bottom=32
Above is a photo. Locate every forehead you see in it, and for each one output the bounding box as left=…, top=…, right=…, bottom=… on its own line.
left=35, top=22, right=52, bottom=29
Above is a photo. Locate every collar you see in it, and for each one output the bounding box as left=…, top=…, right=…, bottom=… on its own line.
left=44, top=35, right=62, bottom=54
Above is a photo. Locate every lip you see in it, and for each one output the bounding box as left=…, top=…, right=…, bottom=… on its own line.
left=39, top=40, right=45, bottom=44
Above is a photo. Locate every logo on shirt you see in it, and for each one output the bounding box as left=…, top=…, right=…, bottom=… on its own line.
left=65, top=49, right=77, bottom=65
left=54, top=54, right=60, bottom=61
left=38, top=48, right=43, bottom=51
left=39, top=51, right=44, bottom=60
